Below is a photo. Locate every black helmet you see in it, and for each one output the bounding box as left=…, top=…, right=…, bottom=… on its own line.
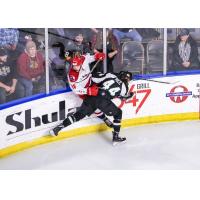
left=119, top=71, right=132, bottom=82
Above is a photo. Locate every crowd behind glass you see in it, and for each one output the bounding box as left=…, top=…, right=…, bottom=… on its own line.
left=0, top=28, right=200, bottom=105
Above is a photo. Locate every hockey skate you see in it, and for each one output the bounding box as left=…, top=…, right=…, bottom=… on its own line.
left=49, top=123, right=64, bottom=136
left=112, top=131, right=126, bottom=146
left=104, top=118, right=113, bottom=128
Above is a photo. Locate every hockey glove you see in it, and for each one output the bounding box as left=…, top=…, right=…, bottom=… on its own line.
left=119, top=92, right=135, bottom=100
left=94, top=52, right=105, bottom=60
left=87, top=85, right=99, bottom=96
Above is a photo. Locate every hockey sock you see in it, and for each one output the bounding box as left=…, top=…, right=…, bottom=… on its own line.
left=113, top=109, right=122, bottom=132
left=113, top=118, right=121, bottom=133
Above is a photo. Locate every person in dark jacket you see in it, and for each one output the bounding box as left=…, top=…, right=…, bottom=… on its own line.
left=0, top=48, right=24, bottom=104
left=172, top=28, right=200, bottom=71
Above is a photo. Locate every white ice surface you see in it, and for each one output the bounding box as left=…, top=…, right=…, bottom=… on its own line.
left=1, top=120, right=200, bottom=170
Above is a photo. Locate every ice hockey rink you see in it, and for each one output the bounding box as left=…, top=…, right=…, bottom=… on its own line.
left=0, top=120, right=200, bottom=170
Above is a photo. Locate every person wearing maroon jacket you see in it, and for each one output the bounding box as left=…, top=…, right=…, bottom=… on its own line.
left=0, top=48, right=24, bottom=104
left=17, top=41, right=45, bottom=97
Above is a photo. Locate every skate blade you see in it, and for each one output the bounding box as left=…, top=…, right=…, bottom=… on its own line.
left=112, top=140, right=127, bottom=146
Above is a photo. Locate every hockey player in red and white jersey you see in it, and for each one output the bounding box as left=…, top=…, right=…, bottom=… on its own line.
left=68, top=53, right=100, bottom=98
left=67, top=52, right=113, bottom=127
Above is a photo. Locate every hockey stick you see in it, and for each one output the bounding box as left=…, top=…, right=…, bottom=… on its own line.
left=74, top=59, right=101, bottom=83
left=90, top=59, right=102, bottom=74
left=138, top=78, right=179, bottom=84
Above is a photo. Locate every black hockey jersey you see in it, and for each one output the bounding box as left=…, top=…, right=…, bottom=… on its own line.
left=92, top=72, right=129, bottom=99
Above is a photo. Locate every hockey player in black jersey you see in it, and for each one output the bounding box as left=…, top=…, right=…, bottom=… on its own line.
left=50, top=71, right=133, bottom=145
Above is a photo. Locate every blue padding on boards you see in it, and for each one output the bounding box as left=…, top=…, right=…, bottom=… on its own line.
left=0, top=87, right=72, bottom=111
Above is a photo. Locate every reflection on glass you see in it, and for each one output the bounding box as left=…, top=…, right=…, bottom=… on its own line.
left=1, top=28, right=200, bottom=107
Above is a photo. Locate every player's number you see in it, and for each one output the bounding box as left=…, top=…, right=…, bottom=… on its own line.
left=102, top=80, right=120, bottom=96
left=102, top=80, right=115, bottom=89
left=109, top=87, right=120, bottom=96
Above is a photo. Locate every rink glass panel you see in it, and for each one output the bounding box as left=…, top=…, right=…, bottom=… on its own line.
left=1, top=28, right=200, bottom=108
left=110, top=28, right=164, bottom=75
left=48, top=28, right=103, bottom=91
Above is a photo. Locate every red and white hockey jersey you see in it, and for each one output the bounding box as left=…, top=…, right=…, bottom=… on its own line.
left=67, top=54, right=96, bottom=98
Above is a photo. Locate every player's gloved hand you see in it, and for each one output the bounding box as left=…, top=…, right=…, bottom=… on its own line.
left=94, top=52, right=105, bottom=60
left=126, top=92, right=135, bottom=99
left=119, top=92, right=135, bottom=100
left=87, top=85, right=99, bottom=96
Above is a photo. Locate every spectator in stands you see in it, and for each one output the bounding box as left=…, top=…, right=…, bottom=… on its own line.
left=0, top=28, right=20, bottom=66
left=0, top=28, right=19, bottom=50
left=90, top=28, right=103, bottom=52
left=86, top=28, right=106, bottom=73
left=64, top=31, right=93, bottom=75
left=172, top=28, right=200, bottom=70
left=18, top=29, right=45, bottom=54
left=112, top=28, right=142, bottom=47
left=107, top=29, right=118, bottom=72
left=68, top=32, right=92, bottom=55
left=0, top=48, right=24, bottom=104
left=17, top=31, right=33, bottom=55
left=17, top=41, right=45, bottom=97
left=90, top=28, right=118, bottom=73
